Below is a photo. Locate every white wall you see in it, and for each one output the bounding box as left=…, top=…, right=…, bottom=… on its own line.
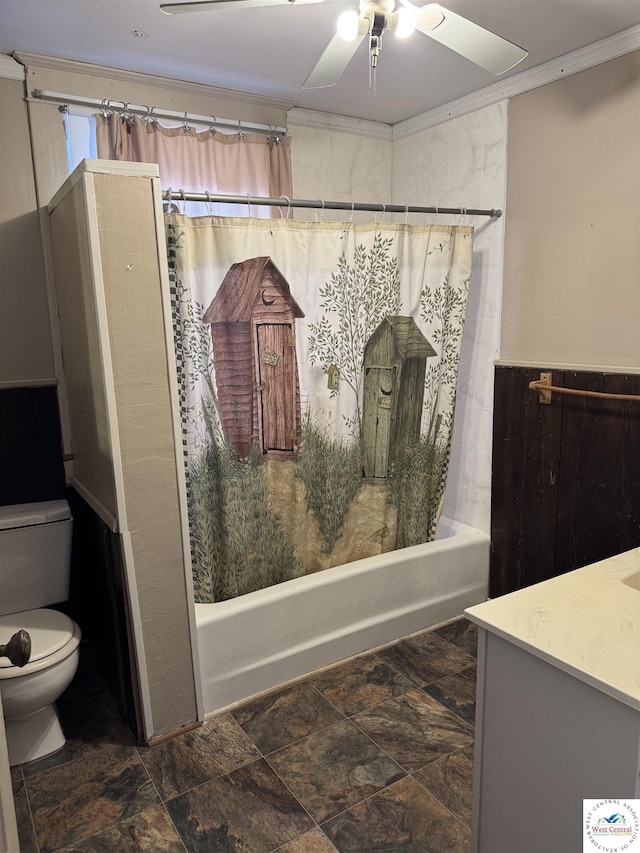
left=393, top=103, right=508, bottom=534
left=289, top=110, right=392, bottom=220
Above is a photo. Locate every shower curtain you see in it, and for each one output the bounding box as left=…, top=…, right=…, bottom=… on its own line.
left=166, top=214, right=473, bottom=602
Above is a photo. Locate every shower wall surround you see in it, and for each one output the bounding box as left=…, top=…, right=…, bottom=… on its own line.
left=293, top=102, right=506, bottom=535
left=393, top=103, right=507, bottom=535
left=393, top=101, right=507, bottom=533
left=289, top=119, right=393, bottom=222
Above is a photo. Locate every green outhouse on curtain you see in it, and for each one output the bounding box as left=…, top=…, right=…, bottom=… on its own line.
left=362, top=316, right=436, bottom=478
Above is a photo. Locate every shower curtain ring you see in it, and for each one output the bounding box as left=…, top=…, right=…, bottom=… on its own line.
left=164, top=187, right=174, bottom=215
left=404, top=204, right=409, bottom=224
left=269, top=125, right=281, bottom=145
left=205, top=191, right=213, bottom=219
left=316, top=200, right=325, bottom=222
left=120, top=103, right=134, bottom=125
left=349, top=201, right=355, bottom=223
left=246, top=193, right=251, bottom=215
left=278, top=195, right=291, bottom=219
left=209, top=116, right=217, bottom=136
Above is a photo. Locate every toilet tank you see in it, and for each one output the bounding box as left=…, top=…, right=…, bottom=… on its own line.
left=0, top=500, right=73, bottom=617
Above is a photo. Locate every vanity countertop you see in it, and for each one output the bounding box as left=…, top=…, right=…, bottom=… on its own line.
left=465, top=547, right=640, bottom=711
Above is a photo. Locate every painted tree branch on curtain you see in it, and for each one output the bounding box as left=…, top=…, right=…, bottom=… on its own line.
left=421, top=269, right=470, bottom=437
left=167, top=224, right=225, bottom=447
left=308, top=232, right=402, bottom=438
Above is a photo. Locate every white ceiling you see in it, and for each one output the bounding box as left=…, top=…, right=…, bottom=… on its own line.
left=1, top=0, right=638, bottom=124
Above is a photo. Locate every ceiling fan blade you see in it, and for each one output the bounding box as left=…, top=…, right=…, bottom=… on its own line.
left=160, top=0, right=322, bottom=14
left=303, top=32, right=365, bottom=88
left=416, top=4, right=527, bottom=75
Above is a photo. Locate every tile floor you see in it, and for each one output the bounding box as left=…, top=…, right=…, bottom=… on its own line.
left=12, top=618, right=478, bottom=852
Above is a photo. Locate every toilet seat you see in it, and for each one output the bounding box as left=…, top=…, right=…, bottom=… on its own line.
left=0, top=609, right=81, bottom=679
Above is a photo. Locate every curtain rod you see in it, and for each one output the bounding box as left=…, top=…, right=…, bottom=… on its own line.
left=163, top=190, right=502, bottom=219
left=29, top=89, right=288, bottom=138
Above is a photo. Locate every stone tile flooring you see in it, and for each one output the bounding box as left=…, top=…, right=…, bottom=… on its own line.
left=12, top=618, right=478, bottom=852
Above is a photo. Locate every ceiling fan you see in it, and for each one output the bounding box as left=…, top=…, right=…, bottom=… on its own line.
left=160, top=0, right=528, bottom=89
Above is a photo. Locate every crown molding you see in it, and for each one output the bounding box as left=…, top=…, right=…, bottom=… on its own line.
left=0, top=54, right=25, bottom=81
left=13, top=51, right=295, bottom=113
left=394, top=25, right=640, bottom=139
left=287, top=107, right=393, bottom=140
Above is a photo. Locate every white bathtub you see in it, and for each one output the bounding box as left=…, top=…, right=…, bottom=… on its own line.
left=195, top=518, right=489, bottom=715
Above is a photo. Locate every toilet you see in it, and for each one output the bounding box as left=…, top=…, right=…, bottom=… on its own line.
left=0, top=500, right=81, bottom=766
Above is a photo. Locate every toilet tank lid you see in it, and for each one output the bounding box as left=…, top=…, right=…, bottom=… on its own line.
left=0, top=500, right=71, bottom=531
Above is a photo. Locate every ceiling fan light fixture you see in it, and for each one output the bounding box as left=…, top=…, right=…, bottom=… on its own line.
left=394, top=6, right=416, bottom=38
left=337, top=10, right=361, bottom=41
left=160, top=0, right=528, bottom=90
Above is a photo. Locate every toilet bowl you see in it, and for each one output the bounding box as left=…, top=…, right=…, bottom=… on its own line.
left=0, top=608, right=81, bottom=766
left=0, top=499, right=82, bottom=766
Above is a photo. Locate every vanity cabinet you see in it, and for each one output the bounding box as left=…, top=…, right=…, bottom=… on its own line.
left=466, top=548, right=640, bottom=853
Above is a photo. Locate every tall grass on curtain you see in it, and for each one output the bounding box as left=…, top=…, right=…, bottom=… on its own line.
left=166, top=215, right=473, bottom=602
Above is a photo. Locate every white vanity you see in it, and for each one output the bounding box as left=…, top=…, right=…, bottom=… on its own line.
left=466, top=548, right=640, bottom=853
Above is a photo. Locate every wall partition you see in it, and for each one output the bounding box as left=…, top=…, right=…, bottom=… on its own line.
left=47, top=160, right=201, bottom=741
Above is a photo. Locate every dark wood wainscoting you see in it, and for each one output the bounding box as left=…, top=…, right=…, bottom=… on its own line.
left=0, top=385, right=66, bottom=505
left=491, top=366, right=640, bottom=598
left=66, top=489, right=143, bottom=742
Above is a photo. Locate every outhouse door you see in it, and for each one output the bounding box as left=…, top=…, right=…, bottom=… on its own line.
left=363, top=366, right=395, bottom=477
left=256, top=324, right=296, bottom=453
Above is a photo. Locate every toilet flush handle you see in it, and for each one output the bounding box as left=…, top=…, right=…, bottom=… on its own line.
left=0, top=630, right=32, bottom=667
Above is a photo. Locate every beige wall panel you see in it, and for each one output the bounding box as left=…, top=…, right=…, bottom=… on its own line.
left=501, top=52, right=640, bottom=368
left=49, top=181, right=118, bottom=515
left=94, top=172, right=196, bottom=732
left=26, top=98, right=70, bottom=212
left=0, top=77, right=54, bottom=383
